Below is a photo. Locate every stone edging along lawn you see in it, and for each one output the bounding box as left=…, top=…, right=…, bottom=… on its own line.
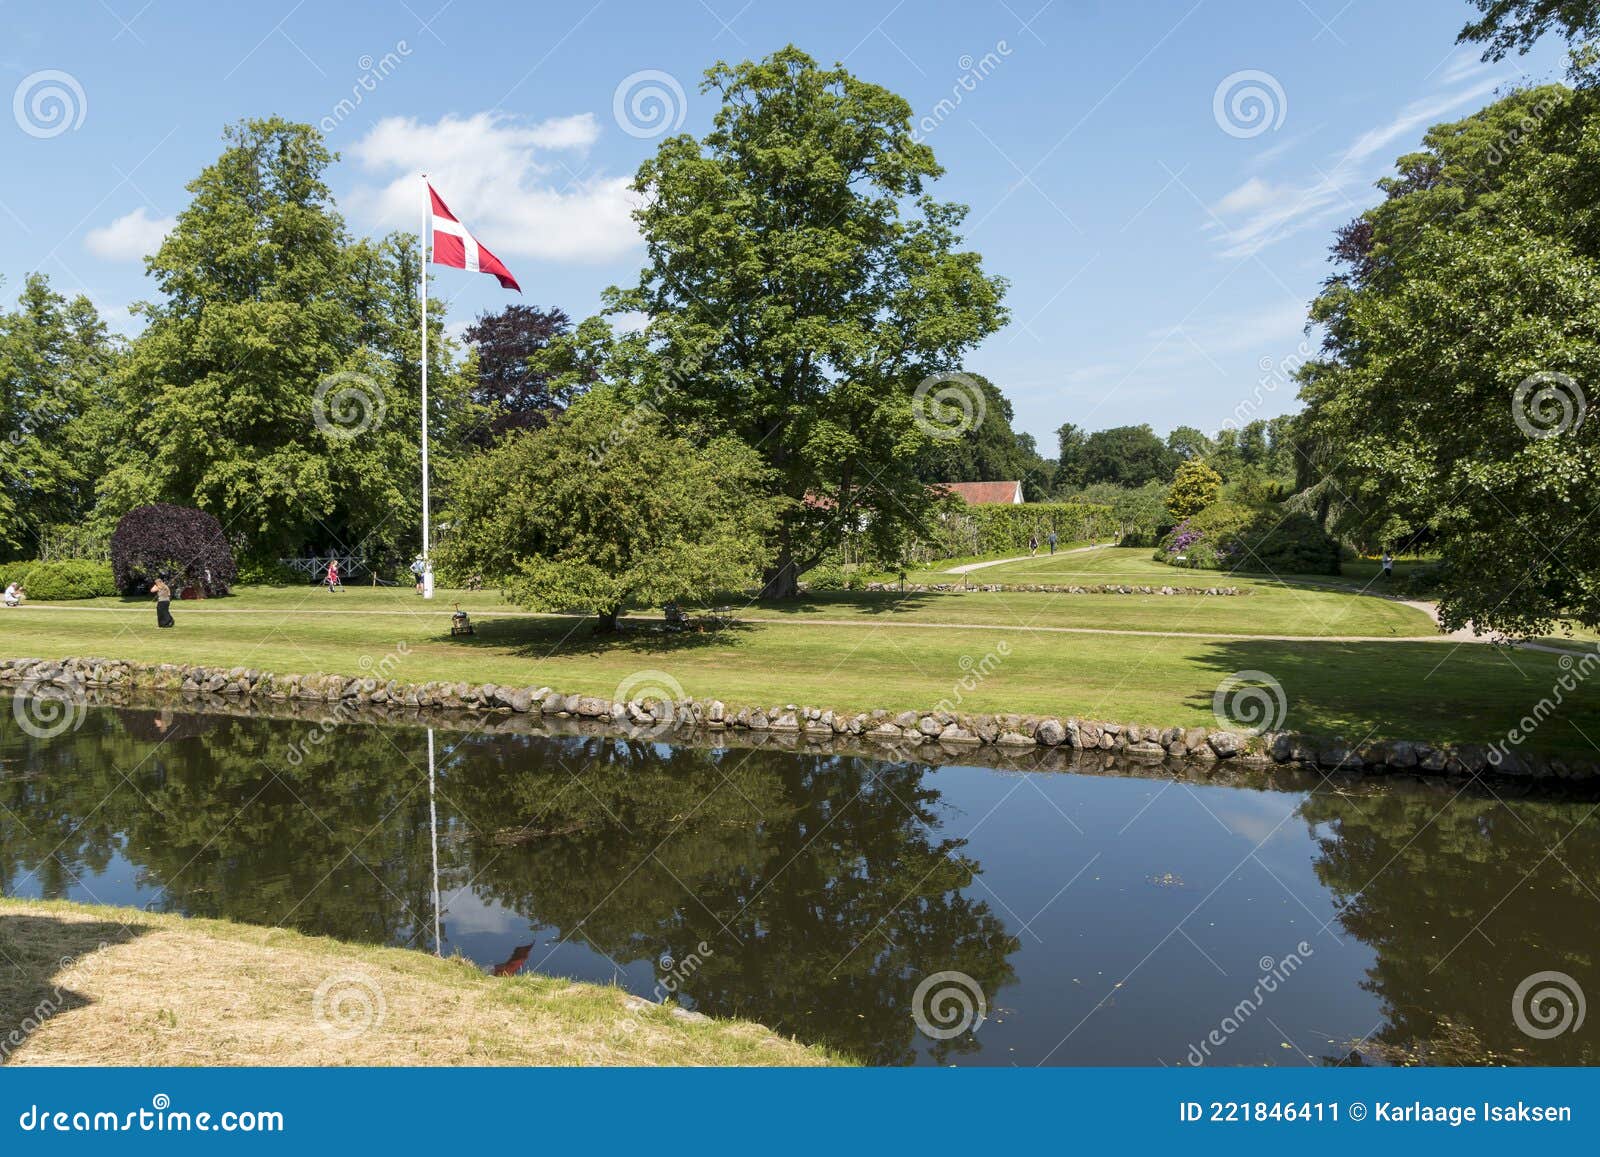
left=2, top=656, right=1594, bottom=787
left=859, top=581, right=1245, bottom=595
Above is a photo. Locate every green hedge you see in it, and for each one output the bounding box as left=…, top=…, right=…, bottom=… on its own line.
left=3, top=559, right=117, bottom=600
left=917, top=502, right=1120, bottom=561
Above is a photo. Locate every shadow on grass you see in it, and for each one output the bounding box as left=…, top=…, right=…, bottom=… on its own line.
left=457, top=613, right=760, bottom=660
left=0, top=913, right=148, bottom=1064
left=737, top=590, right=941, bottom=617
left=1182, top=638, right=1600, bottom=755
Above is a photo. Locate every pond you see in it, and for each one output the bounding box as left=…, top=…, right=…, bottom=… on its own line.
left=2, top=694, right=1596, bottom=1066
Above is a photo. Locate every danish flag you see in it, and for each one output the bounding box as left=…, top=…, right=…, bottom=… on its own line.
left=427, top=183, right=521, bottom=292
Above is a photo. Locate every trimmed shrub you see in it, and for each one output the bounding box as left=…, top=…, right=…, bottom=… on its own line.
left=1156, top=502, right=1340, bottom=575
left=14, top=560, right=116, bottom=600
left=235, top=559, right=303, bottom=586
left=111, top=504, right=237, bottom=597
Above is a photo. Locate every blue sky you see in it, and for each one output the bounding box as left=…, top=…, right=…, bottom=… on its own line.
left=0, top=0, right=1568, bottom=450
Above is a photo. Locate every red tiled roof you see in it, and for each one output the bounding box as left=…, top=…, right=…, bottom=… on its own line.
left=938, top=480, right=1023, bottom=505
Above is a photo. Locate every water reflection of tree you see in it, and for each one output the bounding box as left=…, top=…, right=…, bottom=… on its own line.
left=1302, top=788, right=1597, bottom=1065
left=446, top=735, right=1020, bottom=1065
left=1, top=707, right=444, bottom=948
left=3, top=710, right=1019, bottom=1064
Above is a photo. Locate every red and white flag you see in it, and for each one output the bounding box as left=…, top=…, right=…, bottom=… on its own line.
left=427, top=183, right=521, bottom=292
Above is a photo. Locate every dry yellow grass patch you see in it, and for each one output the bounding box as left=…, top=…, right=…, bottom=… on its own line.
left=0, top=900, right=838, bottom=1067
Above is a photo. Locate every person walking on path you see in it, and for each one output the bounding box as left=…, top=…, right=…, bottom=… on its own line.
left=1381, top=550, right=1394, bottom=581
left=1028, top=534, right=1039, bottom=557
left=152, top=574, right=175, bottom=628
left=1047, top=530, right=1058, bottom=555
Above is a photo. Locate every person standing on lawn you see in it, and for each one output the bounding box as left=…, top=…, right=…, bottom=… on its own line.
left=325, top=558, right=342, bottom=593
left=152, top=574, right=175, bottom=628
left=1047, top=530, right=1058, bottom=555
left=1381, top=551, right=1394, bottom=580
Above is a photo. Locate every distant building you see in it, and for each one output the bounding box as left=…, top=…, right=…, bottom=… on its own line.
left=939, top=480, right=1024, bottom=505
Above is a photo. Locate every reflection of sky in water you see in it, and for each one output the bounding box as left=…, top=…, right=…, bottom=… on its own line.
left=6, top=702, right=1597, bottom=1067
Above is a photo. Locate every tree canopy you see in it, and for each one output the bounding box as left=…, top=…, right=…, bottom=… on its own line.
left=94, top=117, right=477, bottom=565
left=1458, top=0, right=1600, bottom=58
left=570, top=46, right=1007, bottom=596
left=437, top=389, right=781, bottom=630
left=1298, top=77, right=1600, bottom=634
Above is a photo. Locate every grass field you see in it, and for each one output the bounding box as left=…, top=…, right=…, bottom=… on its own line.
left=3, top=549, right=1598, bottom=755
left=0, top=899, right=834, bottom=1066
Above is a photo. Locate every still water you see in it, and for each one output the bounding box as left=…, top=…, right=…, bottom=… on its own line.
left=2, top=697, right=1596, bottom=1066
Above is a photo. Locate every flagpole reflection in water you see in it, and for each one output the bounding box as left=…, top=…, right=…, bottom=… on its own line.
left=427, top=727, right=442, bottom=957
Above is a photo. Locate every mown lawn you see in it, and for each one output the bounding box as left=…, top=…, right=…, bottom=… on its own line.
left=0, top=899, right=836, bottom=1066
left=4, top=574, right=1598, bottom=755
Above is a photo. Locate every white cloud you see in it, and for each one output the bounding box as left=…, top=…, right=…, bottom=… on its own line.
left=84, top=207, right=174, bottom=260
left=1208, top=74, right=1508, bottom=259
left=344, top=111, right=640, bottom=264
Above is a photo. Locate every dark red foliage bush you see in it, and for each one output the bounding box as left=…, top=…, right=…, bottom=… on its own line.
left=110, top=504, right=237, bottom=597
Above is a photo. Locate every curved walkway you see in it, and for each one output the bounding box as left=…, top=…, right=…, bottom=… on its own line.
left=942, top=542, right=1114, bottom=574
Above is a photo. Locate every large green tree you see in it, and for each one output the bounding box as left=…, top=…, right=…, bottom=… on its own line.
left=0, top=275, right=120, bottom=556
left=98, top=118, right=476, bottom=564
left=1078, top=423, right=1176, bottom=487
left=1298, top=80, right=1600, bottom=634
left=588, top=46, right=1007, bottom=597
left=438, top=388, right=780, bottom=630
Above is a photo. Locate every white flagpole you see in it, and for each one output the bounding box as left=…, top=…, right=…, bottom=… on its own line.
left=419, top=172, right=434, bottom=599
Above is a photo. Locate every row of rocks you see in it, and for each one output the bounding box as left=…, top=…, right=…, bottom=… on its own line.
left=860, top=581, right=1243, bottom=596
left=2, top=656, right=1593, bottom=785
